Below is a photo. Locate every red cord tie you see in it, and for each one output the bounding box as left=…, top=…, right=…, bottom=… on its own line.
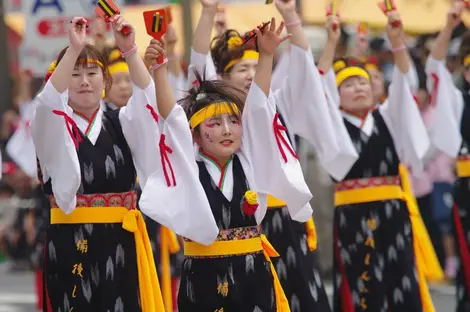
left=52, top=110, right=82, bottom=148
left=146, top=104, right=159, bottom=123
left=273, top=113, right=298, bottom=163
left=24, top=120, right=31, bottom=137
left=159, top=134, right=176, bottom=187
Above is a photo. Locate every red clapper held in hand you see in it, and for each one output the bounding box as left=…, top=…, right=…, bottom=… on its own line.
left=378, top=0, right=401, bottom=27
left=326, top=0, right=340, bottom=30
left=95, top=0, right=131, bottom=35
left=143, top=9, right=168, bottom=64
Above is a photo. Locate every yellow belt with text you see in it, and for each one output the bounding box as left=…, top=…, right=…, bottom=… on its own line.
left=51, top=207, right=165, bottom=312
left=457, top=158, right=470, bottom=178
left=184, top=235, right=290, bottom=312
left=334, top=164, right=443, bottom=312
left=267, top=195, right=317, bottom=251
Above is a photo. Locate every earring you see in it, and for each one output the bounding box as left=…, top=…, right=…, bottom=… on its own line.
left=101, top=89, right=105, bottom=99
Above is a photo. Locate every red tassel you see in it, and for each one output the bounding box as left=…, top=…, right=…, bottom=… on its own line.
left=334, top=225, right=354, bottom=312
left=273, top=113, right=298, bottom=163
left=243, top=200, right=258, bottom=216
left=453, top=203, right=470, bottom=298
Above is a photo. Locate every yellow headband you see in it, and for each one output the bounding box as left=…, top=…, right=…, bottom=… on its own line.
left=365, top=63, right=379, bottom=72
left=189, top=102, right=240, bottom=129
left=464, top=54, right=470, bottom=67
left=108, top=61, right=129, bottom=75
left=77, top=58, right=104, bottom=69
left=223, top=50, right=259, bottom=72
left=336, top=66, right=370, bottom=86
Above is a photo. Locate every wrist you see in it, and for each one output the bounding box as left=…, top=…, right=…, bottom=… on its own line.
left=442, top=25, right=454, bottom=37
left=66, top=47, right=81, bottom=58
left=281, top=11, right=298, bottom=23
left=389, top=37, right=404, bottom=49
left=202, top=7, right=217, bottom=17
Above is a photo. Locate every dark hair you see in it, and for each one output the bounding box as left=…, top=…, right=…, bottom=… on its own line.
left=179, top=70, right=246, bottom=134
left=56, top=44, right=112, bottom=90
left=211, top=29, right=249, bottom=75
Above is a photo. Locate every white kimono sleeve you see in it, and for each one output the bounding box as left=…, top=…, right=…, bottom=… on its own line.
left=271, top=50, right=290, bottom=92
left=239, top=82, right=313, bottom=222
left=139, top=104, right=219, bottom=245
left=31, top=81, right=81, bottom=214
left=186, top=48, right=218, bottom=90
left=321, top=69, right=340, bottom=108
left=424, top=56, right=463, bottom=158
left=119, top=83, right=161, bottom=189
left=168, top=72, right=187, bottom=102
left=379, top=68, right=431, bottom=173
left=273, top=46, right=354, bottom=181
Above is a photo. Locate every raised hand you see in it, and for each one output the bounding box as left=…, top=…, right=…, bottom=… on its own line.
left=447, top=1, right=464, bottom=30
left=326, top=15, right=340, bottom=43
left=274, top=0, right=296, bottom=15
left=255, top=17, right=292, bottom=55
left=144, top=39, right=166, bottom=68
left=200, top=0, right=220, bottom=9
left=385, top=11, right=403, bottom=42
left=69, top=17, right=88, bottom=54
left=110, top=15, right=135, bottom=53
left=165, top=24, right=178, bottom=48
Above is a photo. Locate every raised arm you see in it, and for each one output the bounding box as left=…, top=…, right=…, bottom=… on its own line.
left=140, top=40, right=219, bottom=245
left=113, top=17, right=161, bottom=188
left=423, top=2, right=464, bottom=157
left=379, top=12, right=430, bottom=173
left=111, top=15, right=151, bottom=89
left=193, top=0, right=220, bottom=55
left=31, top=18, right=88, bottom=213
left=241, top=18, right=312, bottom=222
left=317, top=16, right=341, bottom=106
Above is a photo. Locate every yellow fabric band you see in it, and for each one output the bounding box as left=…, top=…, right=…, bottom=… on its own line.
left=160, top=226, right=180, bottom=312
left=457, top=159, right=470, bottom=177
left=189, top=102, right=239, bottom=129
left=266, top=195, right=316, bottom=251
left=267, top=194, right=287, bottom=208
left=184, top=235, right=290, bottom=311
left=334, top=185, right=402, bottom=206
left=224, top=50, right=260, bottom=72
left=464, top=55, right=470, bottom=67
left=78, top=58, right=104, bottom=69
left=365, top=63, right=379, bottom=72
left=336, top=67, right=370, bottom=86
left=50, top=207, right=165, bottom=312
left=334, top=165, right=442, bottom=312
left=108, top=61, right=129, bottom=75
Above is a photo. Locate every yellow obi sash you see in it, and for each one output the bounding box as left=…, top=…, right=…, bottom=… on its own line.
left=50, top=205, right=165, bottom=312
left=267, top=194, right=317, bottom=251
left=334, top=164, right=443, bottom=312
left=159, top=226, right=180, bottom=312
left=456, top=157, right=470, bottom=177
left=184, top=234, right=290, bottom=312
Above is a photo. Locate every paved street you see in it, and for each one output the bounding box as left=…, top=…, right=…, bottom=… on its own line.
left=0, top=263, right=458, bottom=312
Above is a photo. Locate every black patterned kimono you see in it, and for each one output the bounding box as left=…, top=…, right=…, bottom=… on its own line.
left=178, top=155, right=276, bottom=312
left=453, top=93, right=470, bottom=312
left=333, top=111, right=422, bottom=312
left=262, top=112, right=331, bottom=312
left=39, top=109, right=142, bottom=312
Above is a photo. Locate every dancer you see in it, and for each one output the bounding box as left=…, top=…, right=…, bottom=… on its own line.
left=184, top=0, right=336, bottom=310
left=317, top=11, right=438, bottom=312
left=140, top=17, right=314, bottom=311
left=31, top=16, right=164, bottom=312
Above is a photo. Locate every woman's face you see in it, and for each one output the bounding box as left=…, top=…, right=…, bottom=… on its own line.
left=68, top=64, right=106, bottom=111
left=195, top=113, right=242, bottom=164
left=105, top=71, right=132, bottom=108
left=339, top=76, right=374, bottom=112
left=223, top=58, right=258, bottom=93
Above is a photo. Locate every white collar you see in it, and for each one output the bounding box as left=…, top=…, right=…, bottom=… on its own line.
left=341, top=110, right=374, bottom=136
